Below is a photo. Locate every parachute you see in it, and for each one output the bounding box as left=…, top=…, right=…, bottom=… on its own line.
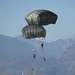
left=25, top=9, right=58, bottom=26
left=22, top=25, right=46, bottom=39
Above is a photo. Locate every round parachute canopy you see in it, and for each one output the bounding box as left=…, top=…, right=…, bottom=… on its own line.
left=25, top=9, right=58, bottom=26
left=22, top=25, right=46, bottom=39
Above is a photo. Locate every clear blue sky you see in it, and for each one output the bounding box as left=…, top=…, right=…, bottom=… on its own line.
left=0, top=0, right=75, bottom=42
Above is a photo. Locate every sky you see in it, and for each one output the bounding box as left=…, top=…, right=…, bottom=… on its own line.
left=0, top=0, right=75, bottom=42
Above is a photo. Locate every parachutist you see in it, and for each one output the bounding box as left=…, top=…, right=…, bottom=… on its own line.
left=41, top=43, right=44, bottom=49
left=32, top=68, right=34, bottom=71
left=33, top=54, right=36, bottom=59
left=43, top=57, right=46, bottom=61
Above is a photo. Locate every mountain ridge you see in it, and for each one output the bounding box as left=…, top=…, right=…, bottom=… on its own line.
left=0, top=34, right=75, bottom=75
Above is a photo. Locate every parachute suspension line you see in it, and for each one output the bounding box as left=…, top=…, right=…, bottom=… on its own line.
left=32, top=48, right=37, bottom=60
left=31, top=48, right=37, bottom=75
left=40, top=38, right=46, bottom=61
left=31, top=67, right=36, bottom=75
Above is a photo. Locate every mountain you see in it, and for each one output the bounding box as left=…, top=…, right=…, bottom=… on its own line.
left=60, top=44, right=75, bottom=61
left=16, top=35, right=75, bottom=58
left=1, top=34, right=74, bottom=60
left=49, top=43, right=75, bottom=75
left=73, top=34, right=75, bottom=41
left=0, top=34, right=34, bottom=60
left=1, top=34, right=75, bottom=75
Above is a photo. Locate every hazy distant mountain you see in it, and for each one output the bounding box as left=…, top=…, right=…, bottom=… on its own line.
left=16, top=35, right=75, bottom=58
left=73, top=34, right=75, bottom=40
left=1, top=34, right=75, bottom=59
left=0, top=34, right=33, bottom=60
left=49, top=43, right=75, bottom=75
left=1, top=34, right=75, bottom=75
left=60, top=44, right=75, bottom=61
